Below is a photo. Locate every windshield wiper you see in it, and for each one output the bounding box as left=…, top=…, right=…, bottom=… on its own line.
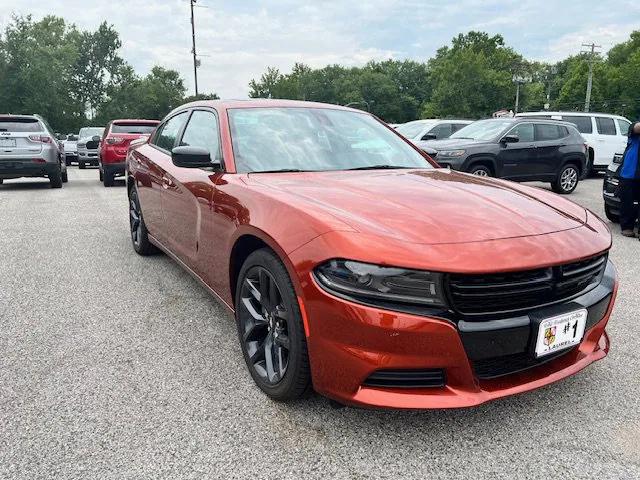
left=253, top=168, right=306, bottom=173
left=346, top=165, right=415, bottom=171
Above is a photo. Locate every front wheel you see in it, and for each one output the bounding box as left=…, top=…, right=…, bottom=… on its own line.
left=469, top=164, right=492, bottom=177
left=103, top=169, right=114, bottom=187
left=235, top=248, right=311, bottom=401
left=552, top=164, right=579, bottom=194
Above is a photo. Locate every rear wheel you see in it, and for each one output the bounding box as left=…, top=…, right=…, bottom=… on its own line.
left=99, top=166, right=103, bottom=182
left=61, top=169, right=68, bottom=183
left=235, top=248, right=311, bottom=401
left=469, top=164, right=492, bottom=177
left=103, top=169, right=114, bottom=187
left=129, top=187, right=157, bottom=255
left=605, top=205, right=619, bottom=223
left=552, top=164, right=579, bottom=194
left=49, top=166, right=62, bottom=188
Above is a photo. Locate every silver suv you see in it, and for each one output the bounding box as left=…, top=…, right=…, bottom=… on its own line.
left=76, top=126, right=105, bottom=169
left=0, top=114, right=67, bottom=188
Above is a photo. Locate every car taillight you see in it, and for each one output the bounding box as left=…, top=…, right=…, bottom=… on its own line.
left=106, top=137, right=124, bottom=145
left=29, top=135, right=52, bottom=143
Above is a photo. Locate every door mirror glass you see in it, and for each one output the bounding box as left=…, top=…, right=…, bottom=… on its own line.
left=171, top=146, right=212, bottom=168
left=501, top=134, right=519, bottom=143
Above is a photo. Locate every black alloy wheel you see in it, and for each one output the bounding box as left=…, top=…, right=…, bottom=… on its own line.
left=129, top=187, right=156, bottom=255
left=236, top=249, right=311, bottom=400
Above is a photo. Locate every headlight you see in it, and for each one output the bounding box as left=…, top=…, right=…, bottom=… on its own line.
left=437, top=150, right=465, bottom=157
left=314, top=259, right=446, bottom=307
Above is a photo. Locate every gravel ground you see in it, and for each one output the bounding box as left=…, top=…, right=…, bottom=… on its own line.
left=0, top=168, right=639, bottom=480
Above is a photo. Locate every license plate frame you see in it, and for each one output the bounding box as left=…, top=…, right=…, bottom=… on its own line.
left=534, top=309, right=587, bottom=358
left=0, top=138, right=16, bottom=148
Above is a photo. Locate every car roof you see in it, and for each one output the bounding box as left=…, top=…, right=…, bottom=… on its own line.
left=111, top=119, right=159, bottom=124
left=168, top=99, right=365, bottom=117
left=517, top=111, right=628, bottom=120
left=0, top=114, right=39, bottom=120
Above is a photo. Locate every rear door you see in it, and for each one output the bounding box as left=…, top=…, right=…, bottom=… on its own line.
left=533, top=123, right=565, bottom=177
left=498, top=122, right=537, bottom=179
left=594, top=116, right=619, bottom=166
left=133, top=112, right=189, bottom=242
left=0, top=117, right=44, bottom=160
left=160, top=109, right=221, bottom=269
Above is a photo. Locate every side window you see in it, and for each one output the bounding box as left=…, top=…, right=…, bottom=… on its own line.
left=535, top=123, right=562, bottom=141
left=562, top=116, right=593, bottom=134
left=425, top=123, right=452, bottom=140
left=152, top=112, right=189, bottom=151
left=508, top=123, right=534, bottom=142
left=453, top=123, right=469, bottom=133
left=179, top=110, right=222, bottom=162
left=595, top=117, right=616, bottom=135
left=617, top=119, right=632, bottom=136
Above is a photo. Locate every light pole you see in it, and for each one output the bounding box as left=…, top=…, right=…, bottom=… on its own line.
left=581, top=43, right=601, bottom=112
left=544, top=66, right=557, bottom=110
left=512, top=74, right=531, bottom=114
left=190, top=0, right=199, bottom=96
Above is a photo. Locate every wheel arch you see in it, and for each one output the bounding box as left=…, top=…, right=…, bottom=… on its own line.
left=464, top=155, right=497, bottom=175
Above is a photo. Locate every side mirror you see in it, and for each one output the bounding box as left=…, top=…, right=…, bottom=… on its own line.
left=171, top=146, right=213, bottom=168
left=422, top=133, right=437, bottom=141
left=501, top=134, right=519, bottom=144
left=91, top=135, right=101, bottom=143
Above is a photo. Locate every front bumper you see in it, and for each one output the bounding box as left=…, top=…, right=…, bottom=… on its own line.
left=78, top=151, right=99, bottom=165
left=0, top=159, right=59, bottom=180
left=297, top=257, right=617, bottom=409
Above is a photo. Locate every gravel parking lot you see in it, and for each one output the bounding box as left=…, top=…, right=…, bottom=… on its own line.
left=1, top=168, right=639, bottom=480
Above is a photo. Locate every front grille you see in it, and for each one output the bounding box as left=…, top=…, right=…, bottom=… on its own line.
left=85, top=140, right=99, bottom=150
left=473, top=348, right=573, bottom=379
left=363, top=369, right=445, bottom=389
left=447, top=255, right=606, bottom=317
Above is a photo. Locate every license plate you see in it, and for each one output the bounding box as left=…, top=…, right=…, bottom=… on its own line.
left=0, top=138, right=16, bottom=148
left=535, top=309, right=587, bottom=358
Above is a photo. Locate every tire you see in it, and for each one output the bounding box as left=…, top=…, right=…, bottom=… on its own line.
left=235, top=248, right=311, bottom=401
left=78, top=161, right=86, bottom=169
left=0, top=179, right=3, bottom=185
left=469, top=164, right=492, bottom=177
left=103, top=169, right=114, bottom=187
left=61, top=169, right=68, bottom=183
left=552, top=164, right=579, bottom=194
left=128, top=187, right=157, bottom=256
left=99, top=166, right=103, bottom=182
left=65, top=157, right=71, bottom=166
left=605, top=205, right=620, bottom=223
left=49, top=166, right=63, bottom=188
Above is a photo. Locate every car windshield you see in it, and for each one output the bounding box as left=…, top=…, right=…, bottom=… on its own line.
left=396, top=120, right=435, bottom=139
left=450, top=119, right=514, bottom=141
left=229, top=107, right=431, bottom=173
left=111, top=123, right=157, bottom=134
left=79, top=127, right=105, bottom=138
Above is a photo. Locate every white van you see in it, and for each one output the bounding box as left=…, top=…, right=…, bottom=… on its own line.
left=516, top=111, right=632, bottom=173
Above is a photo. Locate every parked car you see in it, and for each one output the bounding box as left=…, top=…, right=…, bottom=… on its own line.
left=396, top=119, right=473, bottom=141
left=76, top=126, right=105, bottom=169
left=98, top=119, right=159, bottom=187
left=63, top=133, right=78, bottom=166
left=416, top=118, right=588, bottom=194
left=602, top=152, right=639, bottom=223
left=126, top=99, right=616, bottom=409
left=517, top=111, right=632, bottom=174
left=0, top=114, right=68, bottom=188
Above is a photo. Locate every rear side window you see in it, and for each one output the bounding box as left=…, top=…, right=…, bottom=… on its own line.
left=0, top=118, right=42, bottom=132
left=509, top=123, right=534, bottom=142
left=562, top=116, right=593, bottom=134
left=617, top=119, right=632, bottom=136
left=179, top=110, right=222, bottom=162
left=111, top=123, right=158, bottom=134
left=535, top=124, right=562, bottom=141
left=152, top=112, right=188, bottom=151
left=595, top=117, right=616, bottom=135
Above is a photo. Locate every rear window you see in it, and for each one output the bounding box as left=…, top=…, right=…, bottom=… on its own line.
left=535, top=123, right=563, bottom=141
left=595, top=117, right=616, bottom=135
left=562, top=116, right=593, bottom=134
left=0, top=118, right=42, bottom=132
left=111, top=123, right=158, bottom=134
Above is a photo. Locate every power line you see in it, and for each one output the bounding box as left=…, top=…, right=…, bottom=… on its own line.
left=580, top=42, right=601, bottom=112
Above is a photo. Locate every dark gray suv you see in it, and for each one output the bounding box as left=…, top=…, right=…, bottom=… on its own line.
left=0, top=114, right=68, bottom=188
left=416, top=118, right=588, bottom=194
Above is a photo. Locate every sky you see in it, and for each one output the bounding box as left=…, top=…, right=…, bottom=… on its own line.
left=1, top=1, right=639, bottom=98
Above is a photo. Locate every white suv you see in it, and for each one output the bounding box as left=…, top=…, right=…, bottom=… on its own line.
left=516, top=111, right=631, bottom=173
left=395, top=119, right=473, bottom=142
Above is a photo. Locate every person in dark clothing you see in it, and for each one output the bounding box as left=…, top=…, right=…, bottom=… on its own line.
left=619, top=121, right=640, bottom=237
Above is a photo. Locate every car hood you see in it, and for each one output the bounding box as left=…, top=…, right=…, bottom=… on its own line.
left=248, top=169, right=587, bottom=245
left=415, top=138, right=491, bottom=151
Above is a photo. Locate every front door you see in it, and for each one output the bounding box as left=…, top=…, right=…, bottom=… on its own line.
left=498, top=122, right=537, bottom=179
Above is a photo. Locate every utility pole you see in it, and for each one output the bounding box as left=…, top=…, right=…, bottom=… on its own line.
left=581, top=43, right=601, bottom=112
left=512, top=74, right=531, bottom=114
left=190, top=0, right=199, bottom=96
